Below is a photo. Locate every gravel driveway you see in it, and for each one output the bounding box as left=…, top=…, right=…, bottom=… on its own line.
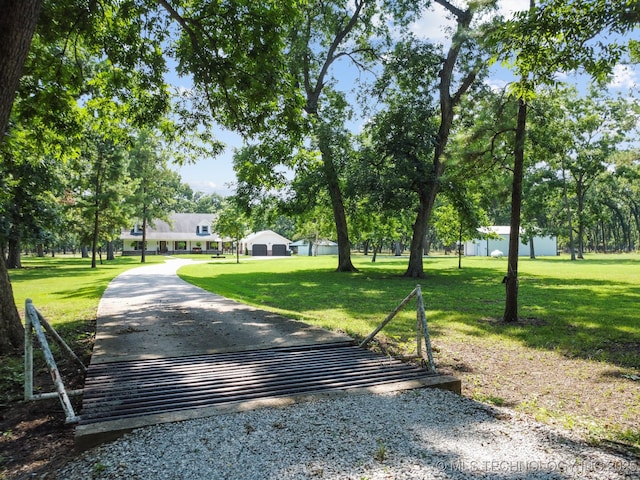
left=59, top=388, right=639, bottom=479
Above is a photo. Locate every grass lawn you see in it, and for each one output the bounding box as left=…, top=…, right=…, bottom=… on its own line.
left=179, top=253, right=640, bottom=449
left=9, top=255, right=164, bottom=323
left=1, top=253, right=168, bottom=479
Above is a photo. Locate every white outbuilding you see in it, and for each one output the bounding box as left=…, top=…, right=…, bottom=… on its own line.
left=290, top=239, right=339, bottom=256
left=239, top=230, right=292, bottom=256
left=464, top=226, right=557, bottom=257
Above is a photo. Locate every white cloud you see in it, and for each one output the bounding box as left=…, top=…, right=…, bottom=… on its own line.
left=187, top=180, right=219, bottom=193
left=408, top=2, right=454, bottom=44
left=608, top=64, right=639, bottom=89
left=498, top=0, right=530, bottom=19
left=484, top=77, right=508, bottom=92
left=409, top=0, right=530, bottom=44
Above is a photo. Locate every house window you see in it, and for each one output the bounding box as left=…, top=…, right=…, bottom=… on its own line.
left=201, top=225, right=209, bottom=234
left=175, top=241, right=186, bottom=251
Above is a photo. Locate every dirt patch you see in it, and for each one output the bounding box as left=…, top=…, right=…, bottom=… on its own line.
left=0, top=398, right=79, bottom=479
left=435, top=339, right=640, bottom=445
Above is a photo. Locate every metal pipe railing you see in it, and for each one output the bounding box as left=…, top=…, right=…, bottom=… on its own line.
left=359, top=285, right=436, bottom=373
left=24, top=299, right=81, bottom=423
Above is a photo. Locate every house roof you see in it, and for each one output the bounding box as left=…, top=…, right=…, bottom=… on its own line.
left=291, top=239, right=337, bottom=246
left=241, top=230, right=292, bottom=245
left=121, top=213, right=224, bottom=241
left=478, top=226, right=515, bottom=236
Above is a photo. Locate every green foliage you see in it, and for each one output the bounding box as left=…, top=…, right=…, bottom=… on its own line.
left=170, top=0, right=305, bottom=136
left=128, top=129, right=179, bottom=227
left=68, top=128, right=133, bottom=267
left=490, top=0, right=639, bottom=94
left=213, top=199, right=251, bottom=262
left=374, top=440, right=387, bottom=462
left=0, top=356, right=23, bottom=404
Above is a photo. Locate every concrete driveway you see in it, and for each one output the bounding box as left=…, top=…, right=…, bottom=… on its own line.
left=92, top=257, right=352, bottom=364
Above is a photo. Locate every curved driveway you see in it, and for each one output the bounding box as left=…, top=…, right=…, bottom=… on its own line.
left=92, top=258, right=352, bottom=364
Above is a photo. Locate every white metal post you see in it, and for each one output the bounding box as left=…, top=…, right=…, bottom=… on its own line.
left=24, top=299, right=34, bottom=401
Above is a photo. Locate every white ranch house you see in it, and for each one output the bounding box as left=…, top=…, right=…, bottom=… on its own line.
left=463, top=226, right=557, bottom=257
left=121, top=213, right=225, bottom=255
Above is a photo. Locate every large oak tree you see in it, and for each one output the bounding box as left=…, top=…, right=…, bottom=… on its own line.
left=0, top=0, right=43, bottom=353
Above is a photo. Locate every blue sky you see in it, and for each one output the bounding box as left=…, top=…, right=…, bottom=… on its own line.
left=171, top=0, right=639, bottom=197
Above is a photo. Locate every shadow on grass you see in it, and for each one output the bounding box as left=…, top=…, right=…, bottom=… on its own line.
left=10, top=256, right=146, bottom=281
left=180, top=256, right=640, bottom=370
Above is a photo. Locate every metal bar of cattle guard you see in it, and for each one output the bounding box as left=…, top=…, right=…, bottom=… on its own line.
left=36, top=308, right=86, bottom=373
left=359, top=287, right=418, bottom=348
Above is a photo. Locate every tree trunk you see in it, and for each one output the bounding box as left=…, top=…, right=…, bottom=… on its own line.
left=0, top=0, right=43, bottom=354
left=405, top=195, right=431, bottom=278
left=6, top=236, right=21, bottom=269
left=91, top=204, right=99, bottom=268
left=0, top=0, right=41, bottom=135
left=318, top=128, right=356, bottom=272
left=561, top=160, right=576, bottom=260
left=529, top=236, right=535, bottom=259
left=575, top=181, right=586, bottom=259
left=372, top=240, right=380, bottom=263
left=0, top=253, right=23, bottom=354
left=106, top=241, right=115, bottom=260
left=503, top=98, right=527, bottom=323
left=424, top=228, right=432, bottom=256
left=458, top=222, right=463, bottom=269
left=141, top=204, right=147, bottom=264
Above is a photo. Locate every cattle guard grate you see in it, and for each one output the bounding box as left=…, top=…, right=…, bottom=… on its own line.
left=79, top=342, right=441, bottom=425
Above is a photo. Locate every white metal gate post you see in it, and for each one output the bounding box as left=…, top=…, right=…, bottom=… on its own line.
left=24, top=299, right=34, bottom=401
left=24, top=299, right=80, bottom=423
left=415, top=286, right=436, bottom=373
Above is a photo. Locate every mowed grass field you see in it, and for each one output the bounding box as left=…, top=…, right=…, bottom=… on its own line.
left=179, top=254, right=639, bottom=368
left=5, top=252, right=640, bottom=451
left=179, top=253, right=640, bottom=449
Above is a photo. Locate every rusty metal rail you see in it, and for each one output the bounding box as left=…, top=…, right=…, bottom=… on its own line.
left=79, top=342, right=438, bottom=425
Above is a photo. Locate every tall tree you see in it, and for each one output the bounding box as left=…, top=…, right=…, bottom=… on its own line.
left=0, top=0, right=42, bottom=353
left=70, top=131, right=131, bottom=268
left=128, top=130, right=179, bottom=263
left=563, top=88, right=637, bottom=258
left=490, top=0, right=639, bottom=322
left=0, top=150, right=65, bottom=268
left=404, top=0, right=495, bottom=278
left=213, top=199, right=250, bottom=264
left=231, top=0, right=385, bottom=272
left=361, top=0, right=496, bottom=277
